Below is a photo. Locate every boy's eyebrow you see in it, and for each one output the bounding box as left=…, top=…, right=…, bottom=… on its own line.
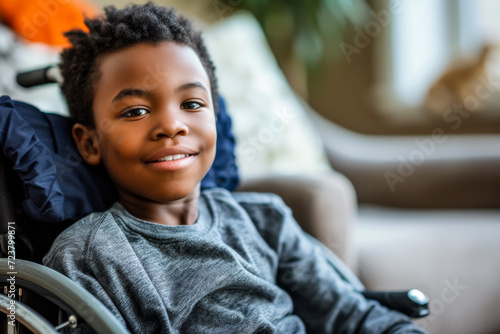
left=112, top=82, right=208, bottom=104
left=176, top=81, right=208, bottom=93
left=112, top=89, right=152, bottom=103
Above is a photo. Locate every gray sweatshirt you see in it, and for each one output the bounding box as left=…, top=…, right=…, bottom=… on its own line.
left=43, top=188, right=425, bottom=333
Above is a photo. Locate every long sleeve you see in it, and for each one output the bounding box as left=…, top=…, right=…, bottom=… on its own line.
left=44, top=190, right=428, bottom=334
left=269, top=196, right=426, bottom=334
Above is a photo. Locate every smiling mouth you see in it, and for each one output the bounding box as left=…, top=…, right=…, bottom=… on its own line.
left=151, top=154, right=196, bottom=162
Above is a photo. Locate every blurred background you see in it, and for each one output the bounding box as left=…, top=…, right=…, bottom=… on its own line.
left=2, top=0, right=500, bottom=333
left=97, top=0, right=500, bottom=135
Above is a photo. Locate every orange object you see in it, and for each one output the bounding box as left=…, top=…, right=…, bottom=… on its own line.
left=0, top=0, right=99, bottom=47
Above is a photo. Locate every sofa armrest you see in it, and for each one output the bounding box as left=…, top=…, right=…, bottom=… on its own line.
left=307, top=107, right=500, bottom=209
left=237, top=171, right=357, bottom=270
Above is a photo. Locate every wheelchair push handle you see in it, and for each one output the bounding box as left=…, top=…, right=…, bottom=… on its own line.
left=16, top=65, right=62, bottom=88
left=361, top=289, right=430, bottom=318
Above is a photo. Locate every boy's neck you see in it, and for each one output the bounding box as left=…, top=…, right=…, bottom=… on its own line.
left=118, top=188, right=201, bottom=226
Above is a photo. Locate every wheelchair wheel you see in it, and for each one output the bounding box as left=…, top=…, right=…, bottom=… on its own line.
left=0, top=259, right=129, bottom=334
left=0, top=293, right=58, bottom=333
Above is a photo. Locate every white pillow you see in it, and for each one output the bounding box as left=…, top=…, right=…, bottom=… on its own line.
left=202, top=12, right=330, bottom=179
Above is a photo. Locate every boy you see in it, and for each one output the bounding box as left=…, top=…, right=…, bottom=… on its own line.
left=43, top=2, right=426, bottom=333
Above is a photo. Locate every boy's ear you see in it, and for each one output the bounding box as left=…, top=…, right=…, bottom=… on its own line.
left=72, top=123, right=101, bottom=165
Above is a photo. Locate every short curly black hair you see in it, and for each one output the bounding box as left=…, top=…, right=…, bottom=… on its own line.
left=60, top=2, right=218, bottom=126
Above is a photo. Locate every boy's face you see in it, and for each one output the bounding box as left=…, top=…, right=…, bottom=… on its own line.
left=75, top=41, right=216, bottom=204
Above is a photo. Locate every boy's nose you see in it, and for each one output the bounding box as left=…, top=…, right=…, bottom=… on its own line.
left=150, top=110, right=189, bottom=140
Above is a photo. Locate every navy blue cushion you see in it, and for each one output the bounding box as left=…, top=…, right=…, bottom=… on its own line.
left=0, top=95, right=239, bottom=223
left=201, top=97, right=239, bottom=191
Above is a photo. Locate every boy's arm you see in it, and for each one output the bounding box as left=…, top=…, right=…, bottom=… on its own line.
left=272, top=198, right=427, bottom=334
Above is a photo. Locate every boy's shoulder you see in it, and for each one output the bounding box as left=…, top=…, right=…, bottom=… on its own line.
left=42, top=208, right=119, bottom=265
left=203, top=188, right=291, bottom=238
left=203, top=187, right=286, bottom=207
left=63, top=209, right=116, bottom=240
left=202, top=188, right=291, bottom=223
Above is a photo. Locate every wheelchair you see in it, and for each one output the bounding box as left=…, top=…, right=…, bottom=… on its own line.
left=0, top=66, right=429, bottom=333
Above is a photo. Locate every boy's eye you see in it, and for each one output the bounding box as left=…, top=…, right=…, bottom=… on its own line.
left=182, top=101, right=202, bottom=110
left=122, top=108, right=149, bottom=118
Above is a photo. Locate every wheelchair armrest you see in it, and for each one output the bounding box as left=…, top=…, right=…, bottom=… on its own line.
left=361, top=289, right=430, bottom=318
left=0, top=258, right=129, bottom=334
